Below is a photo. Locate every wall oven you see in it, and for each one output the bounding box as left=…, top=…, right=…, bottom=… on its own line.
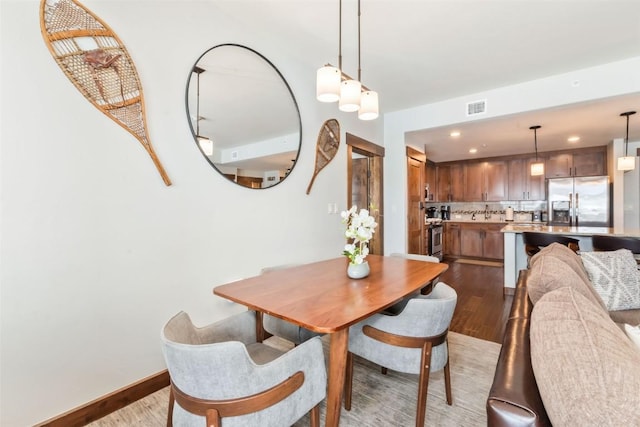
left=427, top=223, right=443, bottom=261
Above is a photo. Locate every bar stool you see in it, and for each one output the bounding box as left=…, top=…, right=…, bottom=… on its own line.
left=592, top=235, right=640, bottom=264
left=592, top=235, right=640, bottom=253
left=522, top=232, right=580, bottom=262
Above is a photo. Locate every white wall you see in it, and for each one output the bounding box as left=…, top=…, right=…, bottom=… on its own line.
left=384, top=57, right=640, bottom=254
left=0, top=1, right=381, bottom=425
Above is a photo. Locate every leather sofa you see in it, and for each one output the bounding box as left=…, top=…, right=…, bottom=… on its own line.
left=486, top=244, right=640, bottom=426
left=486, top=269, right=551, bottom=426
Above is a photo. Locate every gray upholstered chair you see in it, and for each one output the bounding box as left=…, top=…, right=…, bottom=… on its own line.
left=385, top=253, right=441, bottom=315
left=261, top=265, right=323, bottom=345
left=344, top=282, right=458, bottom=427
left=161, top=310, right=326, bottom=427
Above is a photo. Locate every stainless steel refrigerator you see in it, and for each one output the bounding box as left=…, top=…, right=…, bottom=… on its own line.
left=547, top=176, right=611, bottom=227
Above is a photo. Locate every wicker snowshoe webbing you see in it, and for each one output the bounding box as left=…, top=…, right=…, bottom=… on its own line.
left=40, top=0, right=171, bottom=185
left=306, top=119, right=340, bottom=194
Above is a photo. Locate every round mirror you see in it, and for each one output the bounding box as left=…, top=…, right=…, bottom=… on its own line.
left=186, top=44, right=301, bottom=189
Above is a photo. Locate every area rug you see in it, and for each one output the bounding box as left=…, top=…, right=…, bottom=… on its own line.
left=455, top=259, right=504, bottom=267
left=89, top=332, right=500, bottom=427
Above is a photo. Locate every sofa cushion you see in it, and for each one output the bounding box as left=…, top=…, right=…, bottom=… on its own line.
left=580, top=249, right=640, bottom=311
left=527, top=254, right=607, bottom=312
left=529, top=242, right=591, bottom=284
left=530, top=287, right=640, bottom=426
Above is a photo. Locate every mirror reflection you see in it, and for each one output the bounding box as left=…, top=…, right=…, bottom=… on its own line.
left=186, top=44, right=301, bottom=189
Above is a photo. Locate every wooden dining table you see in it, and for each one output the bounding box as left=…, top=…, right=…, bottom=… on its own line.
left=213, top=254, right=448, bottom=426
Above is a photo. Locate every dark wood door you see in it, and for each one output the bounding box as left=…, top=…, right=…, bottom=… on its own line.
left=407, top=155, right=424, bottom=254
left=347, top=134, right=385, bottom=255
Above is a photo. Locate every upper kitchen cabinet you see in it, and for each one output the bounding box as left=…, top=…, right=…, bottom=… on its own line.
left=436, top=163, right=464, bottom=202
left=545, top=148, right=606, bottom=178
left=425, top=160, right=436, bottom=202
left=508, top=156, right=546, bottom=201
left=463, top=160, right=508, bottom=201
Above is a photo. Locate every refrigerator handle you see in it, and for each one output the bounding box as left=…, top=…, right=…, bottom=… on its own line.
left=575, top=193, right=579, bottom=227
left=569, top=193, right=573, bottom=226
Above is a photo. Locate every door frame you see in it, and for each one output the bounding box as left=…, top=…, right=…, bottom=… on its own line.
left=347, top=133, right=385, bottom=255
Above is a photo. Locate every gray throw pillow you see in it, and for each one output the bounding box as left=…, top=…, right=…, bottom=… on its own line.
left=580, top=249, right=640, bottom=311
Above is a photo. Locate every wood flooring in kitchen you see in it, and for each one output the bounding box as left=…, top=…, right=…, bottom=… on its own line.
left=440, top=258, right=512, bottom=344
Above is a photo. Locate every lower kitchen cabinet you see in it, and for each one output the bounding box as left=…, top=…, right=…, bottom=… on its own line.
left=444, top=223, right=461, bottom=257
left=454, top=223, right=504, bottom=260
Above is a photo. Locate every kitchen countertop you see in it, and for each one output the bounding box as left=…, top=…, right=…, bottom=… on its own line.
left=501, top=224, right=640, bottom=238
left=443, top=219, right=543, bottom=225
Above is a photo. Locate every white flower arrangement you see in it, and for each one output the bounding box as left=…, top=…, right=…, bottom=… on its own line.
left=341, top=205, right=378, bottom=265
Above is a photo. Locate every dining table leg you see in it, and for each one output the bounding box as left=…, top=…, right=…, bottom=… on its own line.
left=325, top=328, right=349, bottom=427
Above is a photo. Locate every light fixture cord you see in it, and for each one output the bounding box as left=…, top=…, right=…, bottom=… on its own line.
left=357, top=0, right=361, bottom=82
left=196, top=70, right=200, bottom=136
left=338, top=0, right=342, bottom=70
left=534, top=128, right=538, bottom=161
left=625, top=113, right=630, bottom=156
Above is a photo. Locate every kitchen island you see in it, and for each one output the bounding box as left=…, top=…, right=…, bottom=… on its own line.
left=502, top=224, right=640, bottom=291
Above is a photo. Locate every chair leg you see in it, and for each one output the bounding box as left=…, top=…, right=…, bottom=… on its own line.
left=444, top=347, right=452, bottom=405
left=344, top=351, right=354, bottom=411
left=310, top=403, right=320, bottom=427
left=205, top=408, right=221, bottom=427
left=167, top=387, right=175, bottom=427
left=416, top=342, right=433, bottom=427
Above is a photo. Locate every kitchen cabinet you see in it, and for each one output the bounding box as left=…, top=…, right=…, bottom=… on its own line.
left=463, top=160, right=508, bottom=201
left=425, top=160, right=436, bottom=201
left=436, top=164, right=464, bottom=202
left=508, top=156, right=546, bottom=200
left=459, top=223, right=504, bottom=260
left=443, top=222, right=461, bottom=257
left=545, top=149, right=606, bottom=178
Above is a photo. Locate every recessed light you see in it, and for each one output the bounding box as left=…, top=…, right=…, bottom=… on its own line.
left=450, top=131, right=461, bottom=137
left=568, top=136, right=580, bottom=142
left=469, top=148, right=477, bottom=154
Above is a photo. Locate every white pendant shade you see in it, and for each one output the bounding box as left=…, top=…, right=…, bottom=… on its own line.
left=198, top=136, right=214, bottom=156
left=316, top=0, right=379, bottom=119
left=617, top=155, right=636, bottom=171
left=358, top=90, right=379, bottom=120
left=530, top=162, right=545, bottom=176
left=339, top=80, right=361, bottom=112
left=316, top=65, right=341, bottom=103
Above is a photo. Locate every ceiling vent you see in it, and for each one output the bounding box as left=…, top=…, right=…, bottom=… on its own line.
left=466, top=99, right=487, bottom=117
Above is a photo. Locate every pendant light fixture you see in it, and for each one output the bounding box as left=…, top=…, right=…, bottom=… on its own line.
left=193, top=66, right=213, bottom=156
left=530, top=125, right=544, bottom=176
left=617, top=111, right=636, bottom=172
left=316, top=0, right=379, bottom=120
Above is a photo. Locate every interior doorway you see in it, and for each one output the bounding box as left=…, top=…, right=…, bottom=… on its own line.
left=406, top=147, right=426, bottom=255
left=347, top=133, right=385, bottom=255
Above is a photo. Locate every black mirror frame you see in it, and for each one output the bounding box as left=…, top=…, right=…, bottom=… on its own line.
left=185, top=43, right=302, bottom=189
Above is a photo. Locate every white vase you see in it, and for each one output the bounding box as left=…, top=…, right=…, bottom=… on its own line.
left=347, top=261, right=370, bottom=279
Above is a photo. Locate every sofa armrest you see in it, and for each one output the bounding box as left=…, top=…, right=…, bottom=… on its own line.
left=487, top=318, right=550, bottom=427
left=486, top=270, right=551, bottom=427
